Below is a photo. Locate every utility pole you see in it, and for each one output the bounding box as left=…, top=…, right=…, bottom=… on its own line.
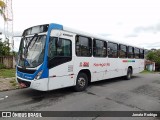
left=1, top=0, right=13, bottom=51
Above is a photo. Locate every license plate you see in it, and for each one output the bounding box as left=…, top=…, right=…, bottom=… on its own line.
left=19, top=83, right=27, bottom=88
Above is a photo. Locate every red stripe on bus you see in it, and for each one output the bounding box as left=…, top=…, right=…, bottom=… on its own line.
left=70, top=74, right=74, bottom=76
left=123, top=60, right=128, bottom=62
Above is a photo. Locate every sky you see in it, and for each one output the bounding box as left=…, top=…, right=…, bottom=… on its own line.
left=1, top=0, right=160, bottom=51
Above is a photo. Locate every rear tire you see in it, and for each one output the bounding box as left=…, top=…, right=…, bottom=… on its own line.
left=126, top=68, right=132, bottom=80
left=74, top=73, right=88, bottom=92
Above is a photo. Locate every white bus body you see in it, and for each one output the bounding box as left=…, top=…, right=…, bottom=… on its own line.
left=16, top=23, right=144, bottom=91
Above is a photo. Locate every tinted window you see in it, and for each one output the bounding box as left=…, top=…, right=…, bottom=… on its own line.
left=49, top=37, right=71, bottom=59
left=108, top=42, right=118, bottom=58
left=76, top=36, right=92, bottom=57
left=134, top=48, right=140, bottom=58
left=48, top=37, right=72, bottom=68
left=93, top=39, right=107, bottom=57
left=23, top=24, right=49, bottom=36
left=140, top=49, right=144, bottom=59
left=119, top=44, right=127, bottom=58
left=128, top=46, right=134, bottom=58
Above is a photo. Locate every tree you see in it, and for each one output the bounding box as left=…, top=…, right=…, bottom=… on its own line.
left=0, top=0, right=6, bottom=21
left=0, top=40, right=10, bottom=56
left=146, top=49, right=160, bottom=71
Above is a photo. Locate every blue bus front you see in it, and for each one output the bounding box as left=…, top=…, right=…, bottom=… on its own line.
left=16, top=23, right=63, bottom=91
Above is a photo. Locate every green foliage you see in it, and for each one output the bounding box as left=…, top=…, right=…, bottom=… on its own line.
left=0, top=69, right=15, bottom=78
left=0, top=6, right=7, bottom=21
left=0, top=63, right=6, bottom=69
left=12, top=82, right=17, bottom=87
left=10, top=51, right=18, bottom=56
left=0, top=39, right=17, bottom=56
left=140, top=70, right=154, bottom=74
left=9, top=80, right=15, bottom=83
left=146, top=49, right=160, bottom=65
left=0, top=40, right=10, bottom=56
left=9, top=79, right=18, bottom=87
left=0, top=9, right=2, bottom=14
left=10, top=79, right=17, bottom=87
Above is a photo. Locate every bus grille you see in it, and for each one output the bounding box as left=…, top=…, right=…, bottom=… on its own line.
left=17, top=67, right=36, bottom=74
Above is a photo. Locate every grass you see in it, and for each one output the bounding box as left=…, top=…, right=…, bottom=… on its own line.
left=140, top=70, right=157, bottom=74
left=9, top=80, right=15, bottom=83
left=12, top=82, right=17, bottom=86
left=10, top=79, right=17, bottom=86
left=0, top=69, right=16, bottom=78
left=9, top=79, right=20, bottom=89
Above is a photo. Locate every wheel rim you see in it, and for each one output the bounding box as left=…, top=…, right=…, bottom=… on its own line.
left=77, top=77, right=86, bottom=87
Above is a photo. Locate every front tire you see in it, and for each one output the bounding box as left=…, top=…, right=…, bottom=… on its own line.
left=126, top=68, right=132, bottom=80
left=74, top=73, right=88, bottom=92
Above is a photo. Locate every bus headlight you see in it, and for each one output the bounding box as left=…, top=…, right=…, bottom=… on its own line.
left=35, top=70, right=43, bottom=80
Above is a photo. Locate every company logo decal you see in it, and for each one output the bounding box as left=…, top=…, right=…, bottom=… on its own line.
left=93, top=63, right=110, bottom=67
left=80, top=62, right=89, bottom=67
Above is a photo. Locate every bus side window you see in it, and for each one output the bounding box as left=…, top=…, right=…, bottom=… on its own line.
left=49, top=37, right=57, bottom=60
left=76, top=35, right=92, bottom=57
left=119, top=44, right=127, bottom=58
left=128, top=46, right=134, bottom=58
left=108, top=42, right=118, bottom=58
left=140, top=49, right=144, bottom=59
left=93, top=39, right=107, bottom=57
left=135, top=47, right=140, bottom=59
left=49, top=37, right=71, bottom=60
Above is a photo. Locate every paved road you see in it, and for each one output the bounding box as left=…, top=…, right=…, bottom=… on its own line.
left=0, top=73, right=160, bottom=120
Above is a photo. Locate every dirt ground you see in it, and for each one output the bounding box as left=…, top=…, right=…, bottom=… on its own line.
left=0, top=77, right=20, bottom=91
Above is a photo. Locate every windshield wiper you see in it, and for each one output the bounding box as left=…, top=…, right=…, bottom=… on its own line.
left=26, top=34, right=38, bottom=50
left=24, top=34, right=38, bottom=57
left=30, top=35, right=42, bottom=49
left=22, top=34, right=38, bottom=68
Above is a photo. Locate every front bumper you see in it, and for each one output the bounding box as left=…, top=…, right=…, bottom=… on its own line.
left=16, top=77, right=49, bottom=91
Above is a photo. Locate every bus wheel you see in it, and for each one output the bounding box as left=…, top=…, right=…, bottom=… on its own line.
left=126, top=68, right=132, bottom=80
left=74, top=73, right=88, bottom=92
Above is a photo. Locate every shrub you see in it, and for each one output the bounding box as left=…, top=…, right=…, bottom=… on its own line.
left=0, top=63, right=6, bottom=69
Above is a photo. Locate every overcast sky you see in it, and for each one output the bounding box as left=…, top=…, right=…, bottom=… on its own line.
left=1, top=0, right=160, bottom=51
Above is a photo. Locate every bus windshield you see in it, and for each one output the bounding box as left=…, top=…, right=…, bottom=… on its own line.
left=18, top=35, right=46, bottom=68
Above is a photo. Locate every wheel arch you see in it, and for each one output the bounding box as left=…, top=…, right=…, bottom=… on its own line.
left=77, top=69, right=91, bottom=83
left=128, top=66, right=133, bottom=74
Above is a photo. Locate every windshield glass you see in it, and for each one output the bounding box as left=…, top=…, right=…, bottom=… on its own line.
left=18, top=35, right=46, bottom=68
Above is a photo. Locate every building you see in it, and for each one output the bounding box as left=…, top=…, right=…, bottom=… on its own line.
left=145, top=60, right=155, bottom=71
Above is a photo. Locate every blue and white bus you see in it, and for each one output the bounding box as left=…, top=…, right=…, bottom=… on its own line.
left=16, top=23, right=145, bottom=91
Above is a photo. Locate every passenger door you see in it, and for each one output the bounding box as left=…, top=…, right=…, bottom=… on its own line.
left=48, top=30, right=74, bottom=90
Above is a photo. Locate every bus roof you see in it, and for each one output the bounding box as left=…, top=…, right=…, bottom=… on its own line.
left=57, top=24, right=144, bottom=49
left=25, top=23, right=144, bottom=49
